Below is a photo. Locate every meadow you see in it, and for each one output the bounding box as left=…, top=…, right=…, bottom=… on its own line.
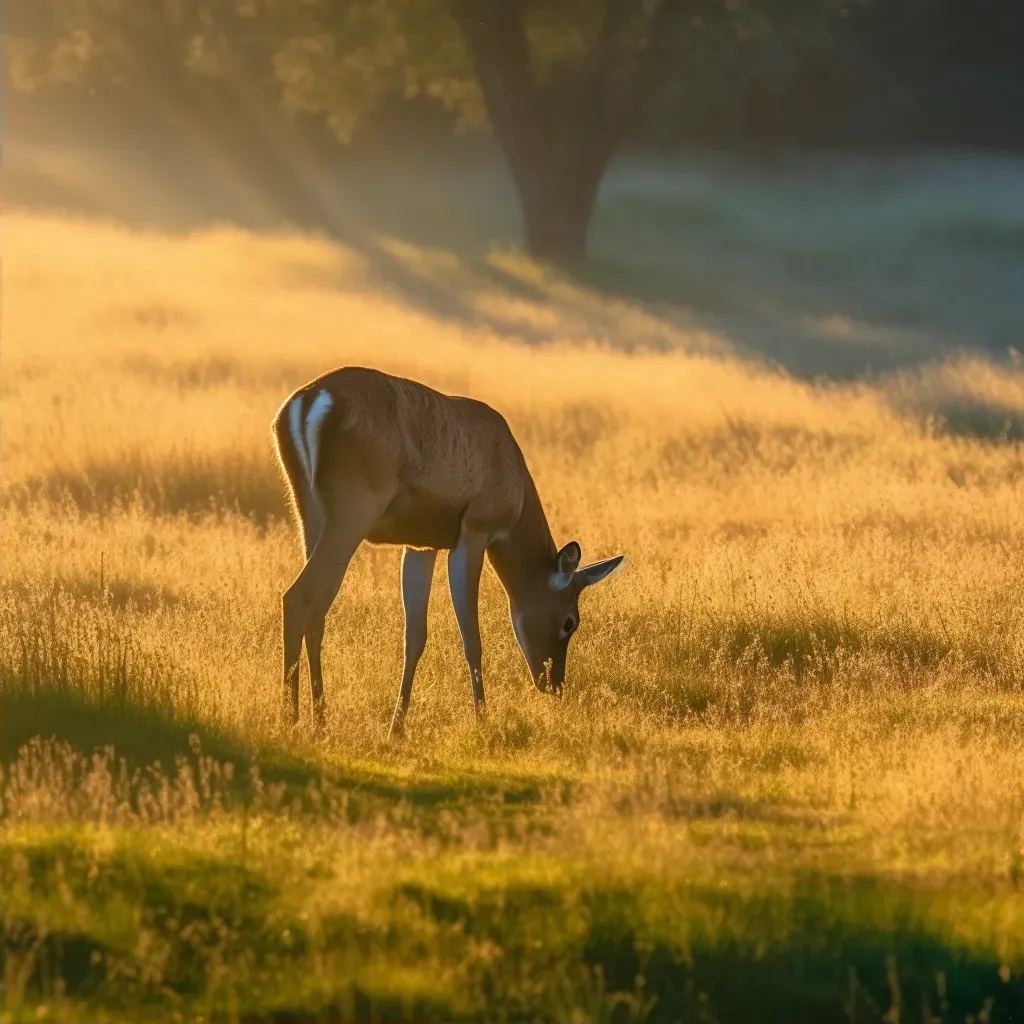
left=3, top=151, right=1024, bottom=1021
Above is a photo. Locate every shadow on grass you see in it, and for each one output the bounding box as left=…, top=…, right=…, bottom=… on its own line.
left=0, top=683, right=549, bottom=820
left=6, top=460, right=289, bottom=526
left=677, top=881, right=1023, bottom=1024
left=0, top=682, right=316, bottom=793
left=14, top=112, right=1024, bottom=384
left=907, top=393, right=1024, bottom=444
left=717, top=613, right=960, bottom=673
left=386, top=872, right=1024, bottom=1023
left=628, top=606, right=989, bottom=691
left=663, top=920, right=1020, bottom=1024
left=8, top=832, right=1023, bottom=1022
left=3, top=832, right=461, bottom=1023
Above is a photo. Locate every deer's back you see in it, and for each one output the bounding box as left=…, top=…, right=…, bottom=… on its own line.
left=312, top=367, right=528, bottom=546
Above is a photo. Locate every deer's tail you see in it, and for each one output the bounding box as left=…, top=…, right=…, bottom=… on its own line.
left=271, top=386, right=351, bottom=558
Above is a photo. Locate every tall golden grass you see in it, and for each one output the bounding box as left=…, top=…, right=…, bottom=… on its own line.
left=3, top=207, right=1024, bottom=882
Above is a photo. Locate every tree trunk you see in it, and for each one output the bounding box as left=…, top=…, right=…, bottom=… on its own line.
left=514, top=153, right=607, bottom=262
left=450, top=0, right=600, bottom=261
left=451, top=0, right=655, bottom=263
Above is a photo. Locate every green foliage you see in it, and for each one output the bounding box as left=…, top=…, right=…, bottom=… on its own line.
left=4, top=0, right=845, bottom=137
left=7, top=0, right=224, bottom=89
left=4, top=0, right=873, bottom=259
left=264, top=0, right=482, bottom=140
left=11, top=0, right=1024, bottom=157
left=6, top=0, right=470, bottom=137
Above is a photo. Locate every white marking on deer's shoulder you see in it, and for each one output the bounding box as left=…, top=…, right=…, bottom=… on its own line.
left=288, top=393, right=312, bottom=485
left=304, top=389, right=334, bottom=482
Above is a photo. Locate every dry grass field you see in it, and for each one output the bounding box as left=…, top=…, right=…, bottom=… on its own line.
left=4, top=155, right=1024, bottom=1021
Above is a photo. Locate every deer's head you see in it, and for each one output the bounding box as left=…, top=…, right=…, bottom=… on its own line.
left=510, top=541, right=624, bottom=695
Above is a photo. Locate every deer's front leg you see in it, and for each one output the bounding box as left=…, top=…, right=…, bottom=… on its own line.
left=447, top=530, right=487, bottom=716
left=389, top=546, right=438, bottom=739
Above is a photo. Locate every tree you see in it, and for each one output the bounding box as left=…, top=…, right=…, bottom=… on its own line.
left=262, top=0, right=721, bottom=261
left=6, top=0, right=845, bottom=261
left=449, top=1, right=686, bottom=260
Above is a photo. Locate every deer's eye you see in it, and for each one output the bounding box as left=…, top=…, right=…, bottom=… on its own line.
left=561, top=615, right=578, bottom=639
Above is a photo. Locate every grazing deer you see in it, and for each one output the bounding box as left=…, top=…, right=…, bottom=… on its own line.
left=271, top=366, right=625, bottom=736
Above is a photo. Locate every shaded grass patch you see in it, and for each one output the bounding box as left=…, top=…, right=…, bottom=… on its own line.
left=5, top=827, right=1024, bottom=1023
left=0, top=689, right=556, bottom=834
left=120, top=353, right=302, bottom=393
left=6, top=458, right=288, bottom=523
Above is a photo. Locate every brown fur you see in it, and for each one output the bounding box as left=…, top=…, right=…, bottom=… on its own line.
left=271, top=366, right=623, bottom=735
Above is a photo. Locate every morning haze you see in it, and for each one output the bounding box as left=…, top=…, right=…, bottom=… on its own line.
left=3, top=1, right=1024, bottom=1020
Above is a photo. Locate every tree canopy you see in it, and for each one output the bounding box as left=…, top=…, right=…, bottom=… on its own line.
left=10, top=0, right=836, bottom=257
left=8, top=1, right=765, bottom=133
left=9, top=0, right=1023, bottom=258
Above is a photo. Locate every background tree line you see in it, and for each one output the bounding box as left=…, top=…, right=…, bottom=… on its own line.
left=6, top=0, right=1023, bottom=260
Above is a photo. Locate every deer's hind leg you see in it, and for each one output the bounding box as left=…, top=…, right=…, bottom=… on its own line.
left=282, top=482, right=392, bottom=728
left=297, top=502, right=334, bottom=731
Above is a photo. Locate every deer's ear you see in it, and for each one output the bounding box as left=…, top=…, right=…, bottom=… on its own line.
left=550, top=541, right=582, bottom=591
left=575, top=555, right=625, bottom=590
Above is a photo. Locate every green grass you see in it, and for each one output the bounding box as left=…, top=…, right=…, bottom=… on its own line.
left=4, top=677, right=1024, bottom=1022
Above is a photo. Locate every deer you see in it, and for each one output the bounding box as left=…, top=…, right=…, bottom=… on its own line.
left=271, top=366, right=625, bottom=737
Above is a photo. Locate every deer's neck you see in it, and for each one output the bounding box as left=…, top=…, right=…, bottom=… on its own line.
left=487, top=475, right=556, bottom=610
